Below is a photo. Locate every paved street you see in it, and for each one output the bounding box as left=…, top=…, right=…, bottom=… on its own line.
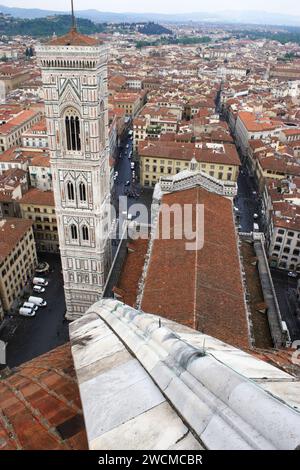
left=236, top=163, right=300, bottom=342
left=113, top=134, right=153, bottom=224
left=0, top=132, right=154, bottom=370
left=271, top=268, right=300, bottom=342
left=1, top=254, right=68, bottom=368
left=235, top=167, right=261, bottom=233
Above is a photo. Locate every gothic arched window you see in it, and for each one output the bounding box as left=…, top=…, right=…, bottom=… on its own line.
left=79, top=182, right=87, bottom=202
left=67, top=181, right=74, bottom=201
left=65, top=109, right=81, bottom=151
left=70, top=224, right=78, bottom=240
left=82, top=225, right=89, bottom=241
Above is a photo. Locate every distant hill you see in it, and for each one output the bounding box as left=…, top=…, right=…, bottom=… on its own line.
left=1, top=4, right=300, bottom=27
left=137, top=22, right=172, bottom=35
left=0, top=13, right=106, bottom=37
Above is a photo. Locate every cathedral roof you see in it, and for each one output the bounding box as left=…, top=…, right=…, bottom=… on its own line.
left=48, top=28, right=99, bottom=47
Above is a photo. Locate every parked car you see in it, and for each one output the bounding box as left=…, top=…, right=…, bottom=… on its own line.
left=33, top=277, right=48, bottom=287
left=33, top=285, right=45, bottom=294
left=125, top=181, right=130, bottom=186
left=253, top=213, right=259, bottom=220
left=19, top=307, right=36, bottom=318
left=29, top=296, right=47, bottom=307
left=36, top=262, right=50, bottom=274
left=23, top=302, right=38, bottom=312
left=288, top=272, right=298, bottom=278
left=131, top=162, right=135, bottom=170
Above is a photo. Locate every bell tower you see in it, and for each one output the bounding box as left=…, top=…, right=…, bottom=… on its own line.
left=36, top=8, right=112, bottom=320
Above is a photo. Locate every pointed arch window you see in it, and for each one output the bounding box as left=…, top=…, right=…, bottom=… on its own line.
left=82, top=225, right=89, bottom=241
left=67, top=181, right=75, bottom=201
left=65, top=109, right=81, bottom=151
left=70, top=224, right=78, bottom=240
left=79, top=182, right=87, bottom=202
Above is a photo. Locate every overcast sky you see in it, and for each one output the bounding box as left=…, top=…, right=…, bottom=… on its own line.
left=4, top=0, right=300, bottom=15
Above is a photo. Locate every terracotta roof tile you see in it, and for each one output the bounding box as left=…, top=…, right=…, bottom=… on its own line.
left=114, top=238, right=149, bottom=307
left=141, top=187, right=249, bottom=349
left=20, top=188, right=54, bottom=206
left=0, top=218, right=33, bottom=263
left=0, top=344, right=88, bottom=450
left=48, top=28, right=99, bottom=47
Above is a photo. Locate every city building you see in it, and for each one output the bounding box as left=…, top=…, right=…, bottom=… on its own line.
left=36, top=26, right=112, bottom=320
left=0, top=168, right=28, bottom=218
left=0, top=108, right=42, bottom=153
left=20, top=188, right=59, bottom=253
left=0, top=218, right=37, bottom=313
left=139, top=141, right=240, bottom=187
left=21, top=118, right=48, bottom=149
left=0, top=65, right=32, bottom=103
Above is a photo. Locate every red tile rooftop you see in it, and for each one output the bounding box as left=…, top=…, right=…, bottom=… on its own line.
left=113, top=237, right=149, bottom=307
left=0, top=218, right=33, bottom=263
left=139, top=141, right=240, bottom=166
left=0, top=109, right=41, bottom=135
left=0, top=344, right=88, bottom=450
left=48, top=28, right=99, bottom=47
left=20, top=188, right=54, bottom=207
left=238, top=111, right=283, bottom=132
left=141, top=187, right=249, bottom=350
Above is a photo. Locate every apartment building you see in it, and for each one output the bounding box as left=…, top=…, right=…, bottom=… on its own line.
left=235, top=111, right=283, bottom=157
left=0, top=168, right=28, bottom=218
left=0, top=218, right=37, bottom=313
left=111, top=91, right=146, bottom=118
left=21, top=118, right=48, bottom=149
left=27, top=152, right=52, bottom=191
left=0, top=66, right=32, bottom=103
left=0, top=108, right=42, bottom=153
left=139, top=141, right=240, bottom=187
left=268, top=203, right=300, bottom=273
left=20, top=189, right=58, bottom=253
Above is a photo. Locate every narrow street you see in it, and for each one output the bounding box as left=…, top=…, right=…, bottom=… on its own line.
left=1, top=254, right=68, bottom=368
left=113, top=134, right=153, bottom=223
left=271, top=268, right=300, bottom=341
left=236, top=167, right=261, bottom=233
left=0, top=131, right=154, bottom=370
left=236, top=162, right=300, bottom=342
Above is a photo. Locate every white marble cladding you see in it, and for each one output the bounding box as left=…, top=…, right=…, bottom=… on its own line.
left=159, top=170, right=237, bottom=197
left=70, top=299, right=300, bottom=451
left=70, top=310, right=202, bottom=451
left=36, top=44, right=108, bottom=61
left=36, top=38, right=112, bottom=320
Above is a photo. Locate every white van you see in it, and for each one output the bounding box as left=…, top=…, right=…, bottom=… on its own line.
left=33, top=285, right=45, bottom=294
left=19, top=307, right=36, bottom=318
left=23, top=302, right=38, bottom=312
left=253, top=223, right=260, bottom=232
left=29, top=296, right=47, bottom=308
left=33, top=277, right=48, bottom=287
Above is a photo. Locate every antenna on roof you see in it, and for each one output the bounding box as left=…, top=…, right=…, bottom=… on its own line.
left=71, top=0, right=76, bottom=31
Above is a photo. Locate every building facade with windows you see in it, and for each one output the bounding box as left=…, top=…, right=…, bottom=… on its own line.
left=139, top=141, right=240, bottom=187
left=0, top=218, right=37, bottom=313
left=268, top=209, right=300, bottom=273
left=0, top=109, right=42, bottom=153
left=36, top=28, right=112, bottom=320
left=20, top=188, right=59, bottom=254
